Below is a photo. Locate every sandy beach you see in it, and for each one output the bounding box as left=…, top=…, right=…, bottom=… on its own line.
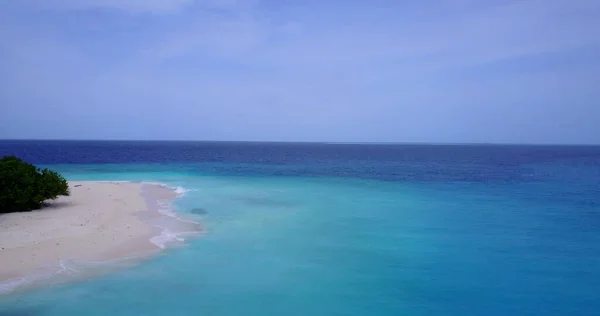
left=0, top=181, right=200, bottom=292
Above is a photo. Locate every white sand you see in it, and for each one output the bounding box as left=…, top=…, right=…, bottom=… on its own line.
left=0, top=181, right=185, bottom=286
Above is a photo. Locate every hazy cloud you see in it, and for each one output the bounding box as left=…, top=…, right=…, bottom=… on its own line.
left=15, top=0, right=194, bottom=14
left=1, top=0, right=599, bottom=143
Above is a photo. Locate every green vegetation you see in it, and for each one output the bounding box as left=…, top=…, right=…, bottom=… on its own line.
left=0, top=156, right=70, bottom=213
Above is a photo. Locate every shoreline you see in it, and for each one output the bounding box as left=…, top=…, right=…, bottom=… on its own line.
left=0, top=181, right=201, bottom=294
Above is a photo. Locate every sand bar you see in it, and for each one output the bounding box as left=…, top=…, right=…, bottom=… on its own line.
left=0, top=181, right=201, bottom=293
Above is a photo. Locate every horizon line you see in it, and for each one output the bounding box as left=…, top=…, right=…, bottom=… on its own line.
left=1, top=139, right=599, bottom=146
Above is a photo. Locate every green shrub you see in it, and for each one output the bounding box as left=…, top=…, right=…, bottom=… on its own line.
left=0, top=156, right=70, bottom=213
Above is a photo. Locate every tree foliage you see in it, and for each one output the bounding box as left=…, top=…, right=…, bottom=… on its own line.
left=0, top=156, right=70, bottom=213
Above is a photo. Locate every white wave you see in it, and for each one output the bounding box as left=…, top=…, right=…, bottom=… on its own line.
left=0, top=259, right=80, bottom=294
left=74, top=180, right=195, bottom=198
left=138, top=181, right=194, bottom=198
left=173, top=186, right=191, bottom=197
left=76, top=180, right=131, bottom=183
left=57, top=259, right=80, bottom=275
left=149, top=229, right=185, bottom=249
left=156, top=207, right=178, bottom=218
left=0, top=276, right=31, bottom=294
left=140, top=181, right=170, bottom=187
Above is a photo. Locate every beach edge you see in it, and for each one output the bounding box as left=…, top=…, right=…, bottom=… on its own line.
left=0, top=181, right=201, bottom=295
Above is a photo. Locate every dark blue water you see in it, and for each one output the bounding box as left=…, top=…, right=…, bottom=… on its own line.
left=1, top=140, right=599, bottom=315
left=4, top=140, right=600, bottom=182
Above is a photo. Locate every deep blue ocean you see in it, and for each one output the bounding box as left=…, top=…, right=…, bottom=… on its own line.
left=1, top=140, right=599, bottom=315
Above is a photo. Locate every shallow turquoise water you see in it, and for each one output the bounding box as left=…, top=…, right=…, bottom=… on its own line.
left=1, top=142, right=599, bottom=315
left=0, top=166, right=597, bottom=315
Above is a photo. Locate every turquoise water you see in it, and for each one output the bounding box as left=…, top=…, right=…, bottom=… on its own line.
left=1, top=142, right=599, bottom=315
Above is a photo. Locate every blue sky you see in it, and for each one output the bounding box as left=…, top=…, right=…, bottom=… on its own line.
left=1, top=0, right=599, bottom=143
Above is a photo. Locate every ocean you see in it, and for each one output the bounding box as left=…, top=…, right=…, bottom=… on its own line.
left=0, top=140, right=599, bottom=315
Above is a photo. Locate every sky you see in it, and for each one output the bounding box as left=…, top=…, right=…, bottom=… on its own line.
left=0, top=0, right=599, bottom=144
